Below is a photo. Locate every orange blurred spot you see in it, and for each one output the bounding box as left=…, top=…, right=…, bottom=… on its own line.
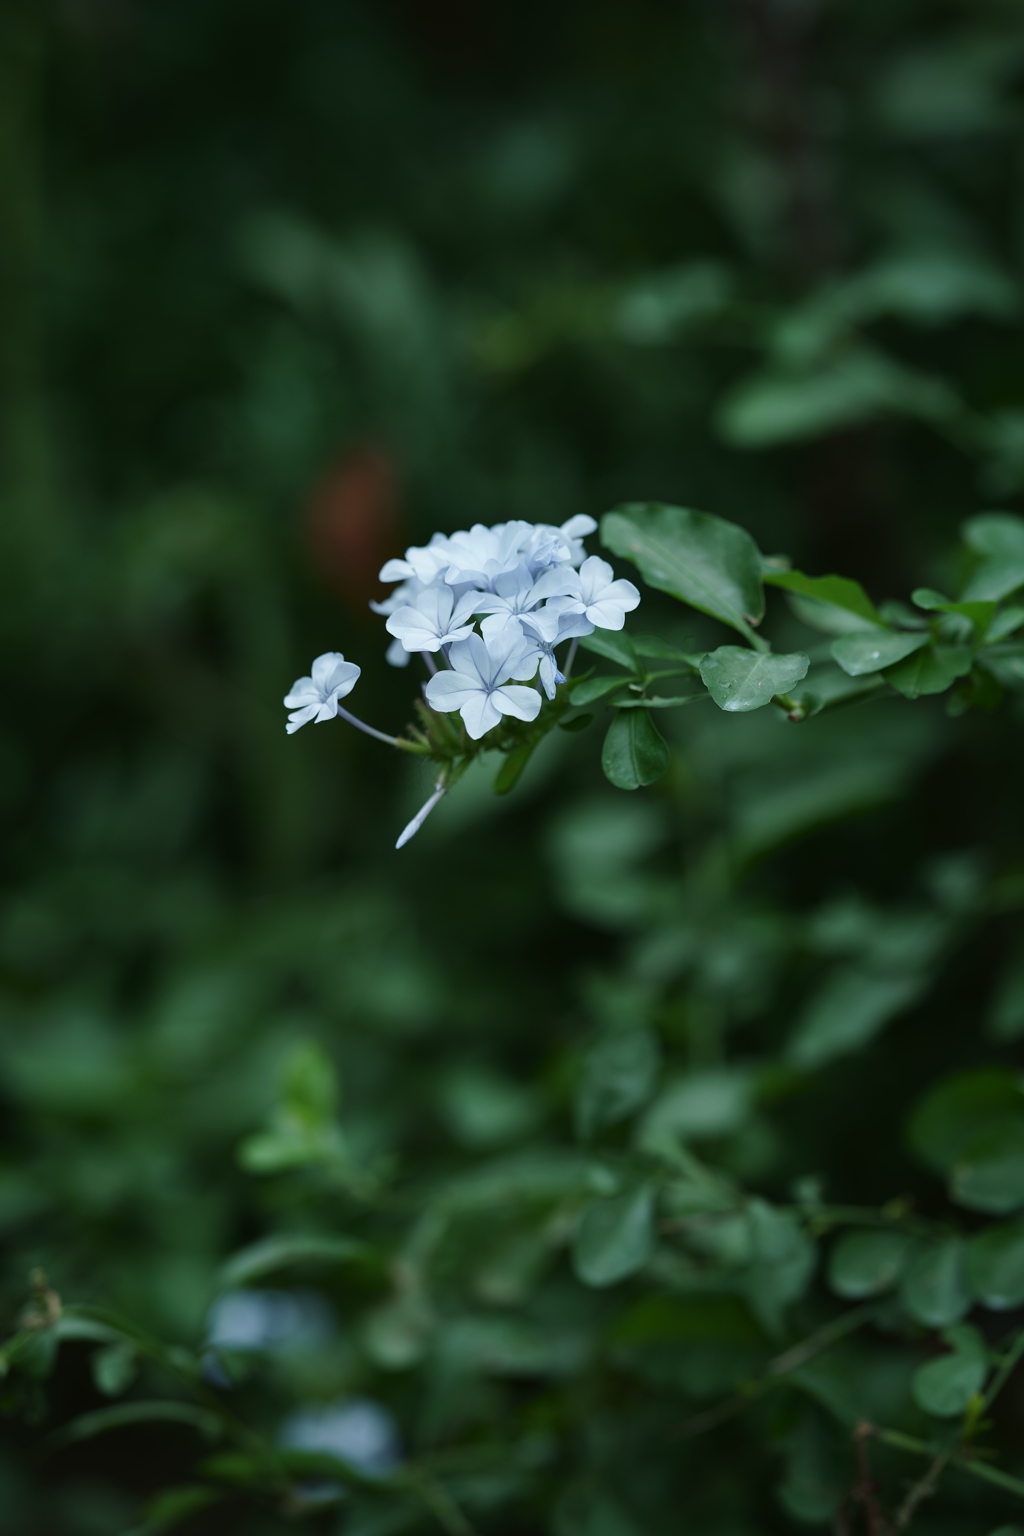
left=305, top=447, right=403, bottom=618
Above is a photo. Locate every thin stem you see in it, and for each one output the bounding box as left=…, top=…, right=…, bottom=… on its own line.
left=336, top=705, right=402, bottom=748
left=983, top=1326, right=1024, bottom=1412
left=564, top=636, right=580, bottom=677
left=395, top=782, right=446, bottom=849
left=420, top=651, right=438, bottom=676
left=894, top=1439, right=956, bottom=1530
left=674, top=1301, right=879, bottom=1439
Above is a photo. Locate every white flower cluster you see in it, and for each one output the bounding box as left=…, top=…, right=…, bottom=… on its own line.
left=372, top=515, right=640, bottom=739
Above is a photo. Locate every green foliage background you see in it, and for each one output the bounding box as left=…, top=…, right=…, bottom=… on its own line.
left=4, top=1, right=1024, bottom=1533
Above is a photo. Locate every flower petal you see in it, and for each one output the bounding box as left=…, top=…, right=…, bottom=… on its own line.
left=493, top=685, right=542, bottom=723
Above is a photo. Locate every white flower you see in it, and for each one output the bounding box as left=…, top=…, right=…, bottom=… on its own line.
left=283, top=652, right=361, bottom=734
left=520, top=606, right=593, bottom=698
left=424, top=615, right=542, bottom=739
left=472, top=563, right=576, bottom=619
left=279, top=1399, right=401, bottom=1479
left=385, top=637, right=411, bottom=668
left=385, top=585, right=479, bottom=652
left=379, top=533, right=453, bottom=586
left=369, top=577, right=427, bottom=617
left=441, top=520, right=538, bottom=587
left=544, top=555, right=640, bottom=631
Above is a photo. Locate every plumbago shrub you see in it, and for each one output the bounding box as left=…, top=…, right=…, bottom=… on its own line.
left=5, top=504, right=1024, bottom=1536
left=283, top=502, right=1024, bottom=837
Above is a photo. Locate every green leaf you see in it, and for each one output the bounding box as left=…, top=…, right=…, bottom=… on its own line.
left=576, top=1027, right=661, bottom=1140
left=828, top=1230, right=914, bottom=1299
left=788, top=967, right=927, bottom=1069
left=699, top=647, right=808, bottom=711
left=717, top=345, right=959, bottom=448
left=601, top=710, right=670, bottom=790
left=579, top=630, right=640, bottom=669
left=613, top=693, right=706, bottom=709
left=570, top=674, right=633, bottom=705
left=138, top=1486, right=227, bottom=1534
left=884, top=643, right=972, bottom=698
left=908, top=1070, right=1024, bottom=1174
left=558, top=712, right=593, bottom=732
left=987, top=606, right=1024, bottom=642
left=629, top=634, right=697, bottom=660
left=962, top=515, right=1024, bottom=602
left=952, top=1121, right=1024, bottom=1214
left=51, top=1401, right=221, bottom=1449
left=966, top=1218, right=1024, bottom=1310
left=639, top=1069, right=753, bottom=1147
left=765, top=570, right=883, bottom=627
left=92, top=1340, right=138, bottom=1396
left=601, top=503, right=765, bottom=637
left=494, top=741, right=537, bottom=795
left=831, top=630, right=928, bottom=676
left=979, top=643, right=1024, bottom=689
left=219, top=1234, right=372, bottom=1288
left=912, top=1325, right=988, bottom=1417
left=900, top=1238, right=971, bottom=1327
left=573, top=1185, right=655, bottom=1287
left=745, top=1200, right=816, bottom=1329
left=912, top=587, right=997, bottom=633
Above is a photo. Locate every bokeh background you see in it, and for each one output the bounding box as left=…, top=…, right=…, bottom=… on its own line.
left=3, top=1, right=1024, bottom=1532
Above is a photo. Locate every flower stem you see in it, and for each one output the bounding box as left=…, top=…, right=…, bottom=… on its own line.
left=564, top=637, right=580, bottom=677
left=420, top=651, right=438, bottom=676
left=395, top=781, right=446, bottom=849
left=336, top=706, right=402, bottom=748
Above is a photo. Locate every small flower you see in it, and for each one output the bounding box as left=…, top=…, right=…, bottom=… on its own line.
left=379, top=533, right=453, bottom=586
left=424, top=615, right=542, bottom=739
left=472, top=563, right=576, bottom=619
left=385, top=585, right=479, bottom=653
left=283, top=653, right=361, bottom=734
left=544, top=555, right=641, bottom=631
left=520, top=606, right=592, bottom=698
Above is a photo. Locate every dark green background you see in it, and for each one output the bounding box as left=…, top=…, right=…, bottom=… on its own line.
left=3, top=1, right=1024, bottom=1531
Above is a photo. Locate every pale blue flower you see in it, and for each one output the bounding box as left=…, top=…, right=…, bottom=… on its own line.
left=284, top=653, right=361, bottom=734
left=472, top=563, right=576, bottom=619
left=543, top=555, right=640, bottom=631
left=385, top=585, right=479, bottom=653
left=279, top=1399, right=401, bottom=1478
left=424, top=615, right=541, bottom=739
left=520, top=606, right=592, bottom=698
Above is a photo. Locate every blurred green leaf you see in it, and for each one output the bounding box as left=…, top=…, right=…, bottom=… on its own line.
left=900, top=1238, right=972, bottom=1326
left=51, top=1401, right=221, bottom=1448
left=219, top=1234, right=373, bottom=1288
left=885, top=643, right=972, bottom=698
left=962, top=514, right=1024, bottom=600
left=576, top=1028, right=660, bottom=1140
left=908, top=1070, right=1024, bottom=1173
left=912, top=588, right=997, bottom=633
left=966, top=1219, right=1024, bottom=1309
left=570, top=675, right=633, bottom=706
left=828, top=1230, right=914, bottom=1299
left=952, top=1122, right=1024, bottom=1214
left=765, top=570, right=883, bottom=627
left=579, top=631, right=640, bottom=669
left=788, top=967, right=927, bottom=1069
left=831, top=631, right=928, bottom=676
left=718, top=346, right=959, bottom=448
left=978, top=643, right=1024, bottom=688
left=912, top=1324, right=988, bottom=1417
left=92, top=1340, right=138, bottom=1396
left=573, top=1186, right=654, bottom=1287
